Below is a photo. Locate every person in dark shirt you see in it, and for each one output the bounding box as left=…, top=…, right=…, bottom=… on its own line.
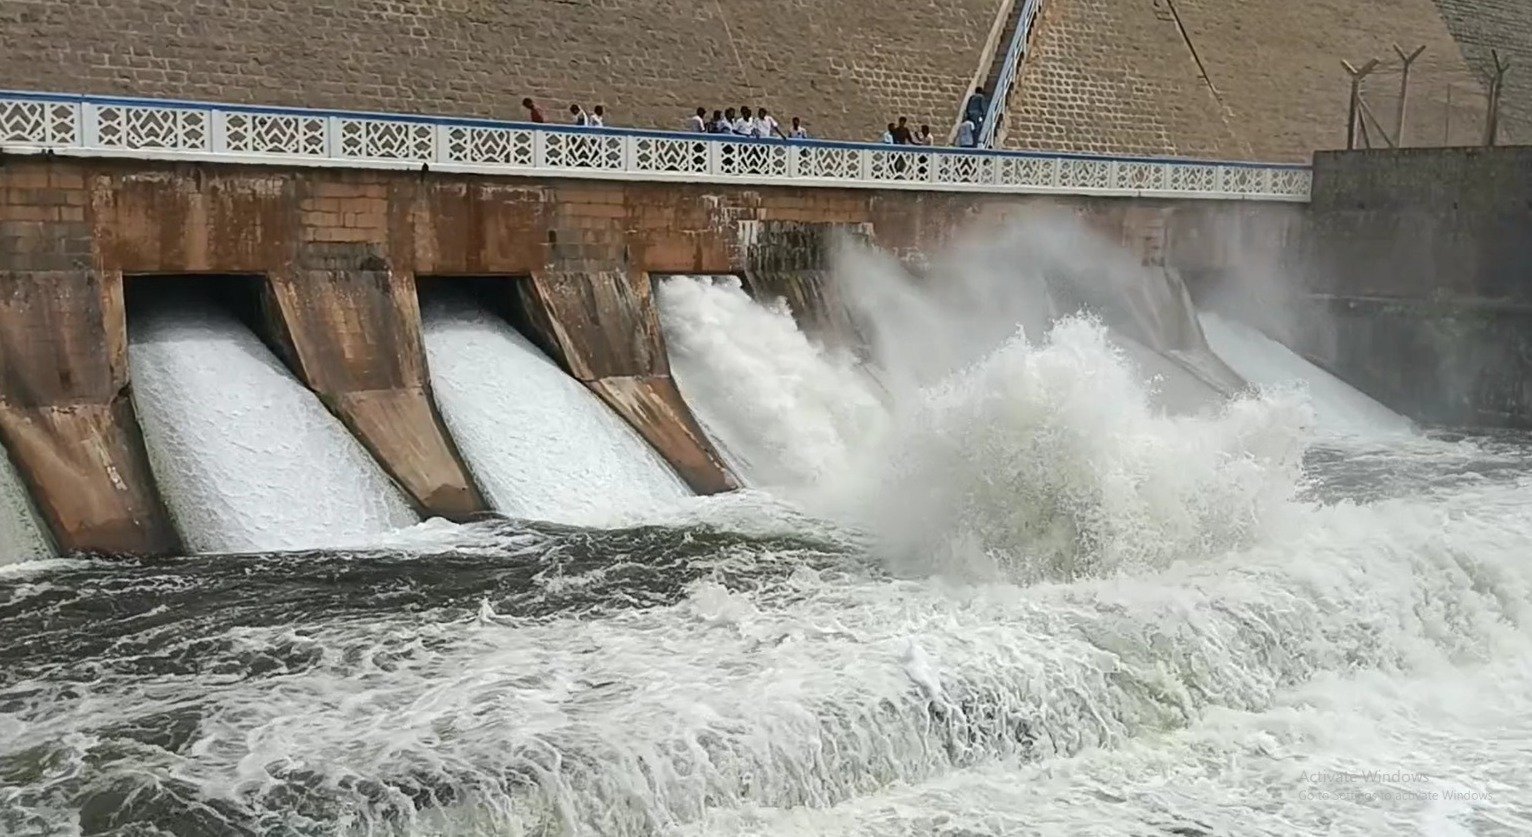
left=892, top=116, right=914, bottom=144
left=522, top=98, right=545, bottom=123
left=964, top=86, right=988, bottom=133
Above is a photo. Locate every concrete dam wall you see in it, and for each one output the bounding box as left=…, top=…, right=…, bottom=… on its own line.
left=0, top=155, right=1301, bottom=556
left=1296, top=146, right=1532, bottom=428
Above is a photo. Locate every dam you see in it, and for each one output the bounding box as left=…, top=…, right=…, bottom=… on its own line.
left=4, top=0, right=1532, bottom=833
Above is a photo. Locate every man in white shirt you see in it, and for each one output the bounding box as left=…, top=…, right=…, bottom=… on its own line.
left=956, top=118, right=976, bottom=148
left=881, top=122, right=895, bottom=144
left=590, top=105, right=606, bottom=127
left=756, top=108, right=783, bottom=139
left=689, top=107, right=708, bottom=132
left=789, top=117, right=808, bottom=139
left=569, top=104, right=589, bottom=126
left=734, top=106, right=757, bottom=137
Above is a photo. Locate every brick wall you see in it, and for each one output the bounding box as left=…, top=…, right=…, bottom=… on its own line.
left=1005, top=0, right=1498, bottom=162
left=0, top=0, right=1002, bottom=142
left=1000, top=0, right=1248, bottom=159
left=1433, top=0, right=1532, bottom=144
left=1173, top=0, right=1490, bottom=159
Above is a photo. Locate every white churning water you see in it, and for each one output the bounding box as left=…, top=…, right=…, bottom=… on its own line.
left=128, top=302, right=419, bottom=553
left=420, top=293, right=687, bottom=524
left=656, top=275, right=886, bottom=490
left=4, top=222, right=1530, bottom=836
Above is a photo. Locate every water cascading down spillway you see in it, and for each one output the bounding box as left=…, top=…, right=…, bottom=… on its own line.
left=418, top=285, right=688, bottom=524
left=126, top=281, right=420, bottom=553
left=0, top=449, right=53, bottom=565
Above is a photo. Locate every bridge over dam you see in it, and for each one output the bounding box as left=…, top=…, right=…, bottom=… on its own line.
left=0, top=92, right=1319, bottom=556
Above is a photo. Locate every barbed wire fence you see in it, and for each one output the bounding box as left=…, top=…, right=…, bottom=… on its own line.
left=1342, top=44, right=1519, bottom=150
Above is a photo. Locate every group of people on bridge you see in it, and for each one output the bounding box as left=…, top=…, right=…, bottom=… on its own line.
left=689, top=106, right=809, bottom=139
left=516, top=84, right=994, bottom=149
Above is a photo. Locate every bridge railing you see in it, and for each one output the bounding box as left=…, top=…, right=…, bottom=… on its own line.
left=0, top=91, right=1311, bottom=201
left=980, top=0, right=1043, bottom=149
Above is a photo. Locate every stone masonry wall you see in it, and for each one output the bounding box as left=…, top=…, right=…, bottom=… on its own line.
left=1005, top=0, right=1498, bottom=162
left=1173, top=0, right=1492, bottom=159
left=0, top=0, right=1002, bottom=142
left=1000, top=0, right=1249, bottom=159
left=1433, top=0, right=1532, bottom=144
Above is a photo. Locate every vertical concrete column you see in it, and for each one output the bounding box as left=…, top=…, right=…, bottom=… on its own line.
left=740, top=220, right=867, bottom=345
left=266, top=177, right=487, bottom=519
left=522, top=266, right=737, bottom=495
left=517, top=197, right=736, bottom=494
left=0, top=163, right=179, bottom=554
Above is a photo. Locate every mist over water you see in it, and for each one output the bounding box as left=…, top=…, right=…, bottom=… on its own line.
left=4, top=218, right=1531, bottom=835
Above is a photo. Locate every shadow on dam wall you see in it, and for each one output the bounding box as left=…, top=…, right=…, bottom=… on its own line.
left=0, top=157, right=1301, bottom=556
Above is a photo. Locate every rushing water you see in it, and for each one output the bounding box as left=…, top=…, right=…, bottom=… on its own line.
left=421, top=293, right=687, bottom=524
left=128, top=302, right=420, bottom=553
left=4, top=237, right=1532, bottom=835
left=0, top=448, right=51, bottom=566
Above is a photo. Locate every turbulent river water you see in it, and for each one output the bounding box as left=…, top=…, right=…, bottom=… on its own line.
left=4, top=239, right=1532, bottom=835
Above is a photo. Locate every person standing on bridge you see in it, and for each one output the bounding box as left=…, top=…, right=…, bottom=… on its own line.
left=590, top=105, right=606, bottom=127
left=789, top=116, right=808, bottom=139
left=965, top=86, right=988, bottom=135
left=756, top=108, right=784, bottom=139
left=881, top=122, right=896, bottom=144
left=892, top=116, right=914, bottom=144
left=734, top=106, right=757, bottom=137
left=913, top=123, right=934, bottom=146
left=689, top=107, right=708, bottom=132
left=956, top=117, right=977, bottom=148
left=569, top=104, right=590, bottom=126
left=522, top=98, right=545, bottom=123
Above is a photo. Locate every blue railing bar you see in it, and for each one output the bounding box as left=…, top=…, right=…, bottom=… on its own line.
left=1, top=88, right=1309, bottom=171
left=980, top=0, right=1042, bottom=148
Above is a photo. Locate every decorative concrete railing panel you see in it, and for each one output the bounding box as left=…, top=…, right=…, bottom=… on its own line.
left=1, top=91, right=1311, bottom=201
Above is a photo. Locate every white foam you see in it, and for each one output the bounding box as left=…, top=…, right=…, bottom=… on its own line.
left=1199, top=311, right=1413, bottom=437
left=420, top=294, right=688, bottom=524
left=656, top=276, right=887, bottom=489
left=12, top=477, right=1528, bottom=834
left=839, top=318, right=1311, bottom=583
left=129, top=303, right=419, bottom=553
